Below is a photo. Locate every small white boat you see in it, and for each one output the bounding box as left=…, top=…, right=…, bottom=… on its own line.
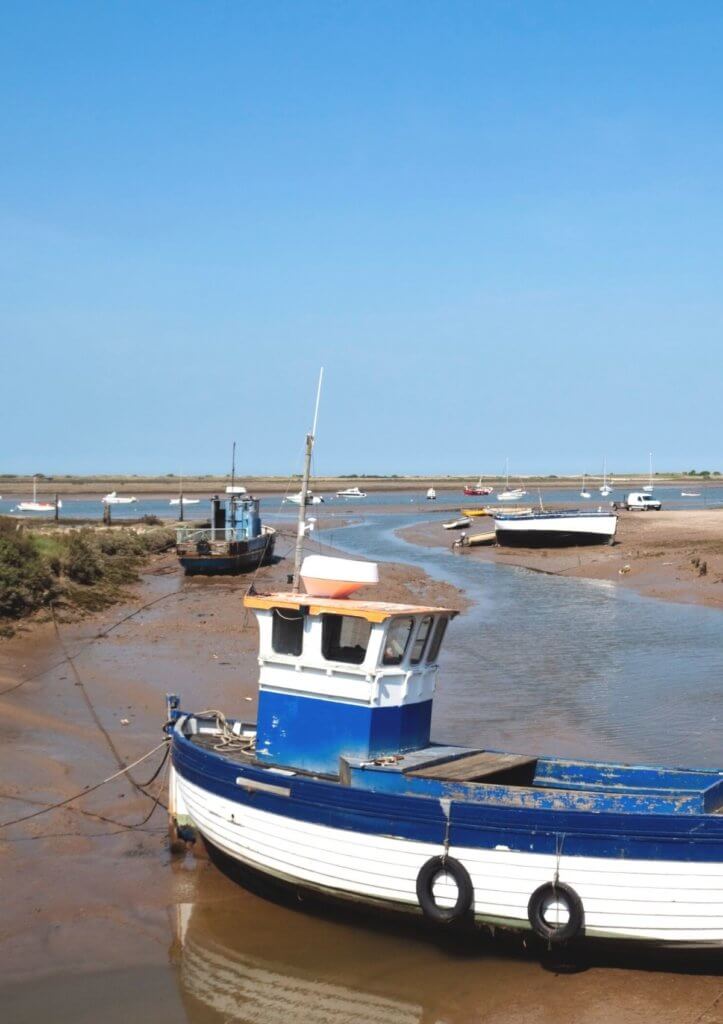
left=580, top=474, right=591, bottom=499
left=17, top=477, right=62, bottom=513
left=681, top=491, right=701, bottom=497
left=599, top=458, right=612, bottom=497
left=443, top=517, right=472, bottom=530
left=336, top=487, right=367, bottom=498
left=102, top=491, right=137, bottom=505
left=285, top=490, right=325, bottom=506
left=426, top=488, right=437, bottom=500
left=170, top=496, right=201, bottom=506
left=643, top=452, right=654, bottom=492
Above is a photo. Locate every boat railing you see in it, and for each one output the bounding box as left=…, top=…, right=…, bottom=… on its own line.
left=176, top=526, right=247, bottom=545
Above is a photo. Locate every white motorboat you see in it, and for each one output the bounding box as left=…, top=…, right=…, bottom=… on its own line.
left=681, top=491, right=701, bottom=497
left=102, top=491, right=137, bottom=505
left=494, top=509, right=618, bottom=547
left=643, top=452, right=654, bottom=492
left=426, top=487, right=436, bottom=500
left=16, top=476, right=62, bottom=513
left=336, top=486, right=367, bottom=498
left=580, top=474, right=591, bottom=499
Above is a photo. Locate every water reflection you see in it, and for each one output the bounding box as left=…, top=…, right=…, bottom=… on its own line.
left=172, top=899, right=433, bottom=1024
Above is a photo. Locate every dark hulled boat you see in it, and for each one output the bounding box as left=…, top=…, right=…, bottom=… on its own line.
left=176, top=494, right=275, bottom=575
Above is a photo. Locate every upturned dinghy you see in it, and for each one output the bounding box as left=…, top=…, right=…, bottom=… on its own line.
left=167, top=550, right=723, bottom=948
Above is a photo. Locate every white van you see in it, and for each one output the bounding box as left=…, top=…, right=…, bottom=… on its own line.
left=618, top=492, right=662, bottom=511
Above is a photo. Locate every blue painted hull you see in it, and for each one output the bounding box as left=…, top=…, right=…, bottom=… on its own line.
left=169, top=719, right=723, bottom=945
left=172, top=730, right=723, bottom=864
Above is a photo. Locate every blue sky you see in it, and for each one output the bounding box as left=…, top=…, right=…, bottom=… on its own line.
left=2, top=1, right=722, bottom=476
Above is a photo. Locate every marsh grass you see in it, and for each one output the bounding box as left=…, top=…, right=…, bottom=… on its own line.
left=0, top=519, right=175, bottom=632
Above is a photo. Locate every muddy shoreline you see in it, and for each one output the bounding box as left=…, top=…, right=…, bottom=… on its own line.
left=399, top=509, right=723, bottom=610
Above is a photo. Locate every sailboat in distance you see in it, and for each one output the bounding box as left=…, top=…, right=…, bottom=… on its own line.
left=497, top=458, right=526, bottom=502
left=169, top=473, right=201, bottom=506
left=599, top=458, right=612, bottom=497
left=580, top=474, right=591, bottom=499
left=17, top=476, right=62, bottom=513
left=643, top=452, right=654, bottom=493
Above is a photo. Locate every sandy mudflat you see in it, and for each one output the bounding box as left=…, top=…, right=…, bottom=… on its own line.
left=400, top=509, right=723, bottom=610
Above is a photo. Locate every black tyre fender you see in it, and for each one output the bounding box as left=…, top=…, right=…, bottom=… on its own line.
left=528, top=882, right=584, bottom=943
left=416, top=855, right=474, bottom=924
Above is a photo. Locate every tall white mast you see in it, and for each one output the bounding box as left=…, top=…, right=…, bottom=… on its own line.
left=292, top=368, right=324, bottom=591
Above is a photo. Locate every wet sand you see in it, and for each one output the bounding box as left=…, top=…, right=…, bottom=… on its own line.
left=3, top=529, right=723, bottom=1021
left=400, top=509, right=723, bottom=610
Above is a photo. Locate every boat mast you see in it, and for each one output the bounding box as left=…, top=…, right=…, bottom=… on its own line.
left=230, top=441, right=237, bottom=529
left=292, top=368, right=324, bottom=591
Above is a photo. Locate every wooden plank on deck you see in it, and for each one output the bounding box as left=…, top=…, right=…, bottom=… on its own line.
left=407, top=750, right=537, bottom=782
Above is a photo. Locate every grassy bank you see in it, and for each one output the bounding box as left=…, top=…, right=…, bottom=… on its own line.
left=0, top=519, right=175, bottom=635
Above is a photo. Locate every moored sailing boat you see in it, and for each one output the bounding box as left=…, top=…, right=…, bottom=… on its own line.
left=17, top=476, right=62, bottom=513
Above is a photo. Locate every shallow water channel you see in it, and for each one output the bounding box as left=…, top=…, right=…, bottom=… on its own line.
left=323, top=514, right=723, bottom=768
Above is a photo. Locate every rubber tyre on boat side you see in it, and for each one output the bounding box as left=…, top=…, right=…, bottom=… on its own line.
left=528, top=882, right=584, bottom=944
left=416, top=856, right=474, bottom=924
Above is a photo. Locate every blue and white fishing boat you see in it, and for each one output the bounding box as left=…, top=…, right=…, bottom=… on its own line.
left=166, top=377, right=723, bottom=949
left=167, top=552, right=723, bottom=947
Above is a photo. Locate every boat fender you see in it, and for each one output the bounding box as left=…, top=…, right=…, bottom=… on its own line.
left=416, top=856, right=473, bottom=924
left=527, top=882, right=584, bottom=943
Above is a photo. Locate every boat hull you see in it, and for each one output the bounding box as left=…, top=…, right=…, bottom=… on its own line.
left=178, top=530, right=275, bottom=576
left=494, top=513, right=617, bottom=548
left=170, top=733, right=723, bottom=946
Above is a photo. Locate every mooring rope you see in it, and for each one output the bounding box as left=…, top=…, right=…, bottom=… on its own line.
left=0, top=738, right=169, bottom=831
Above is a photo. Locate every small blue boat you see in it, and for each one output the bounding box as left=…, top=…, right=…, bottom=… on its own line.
left=167, top=554, right=723, bottom=948
left=175, top=493, right=275, bottom=575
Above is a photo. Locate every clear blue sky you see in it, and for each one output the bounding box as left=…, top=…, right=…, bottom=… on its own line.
left=2, top=1, right=722, bottom=477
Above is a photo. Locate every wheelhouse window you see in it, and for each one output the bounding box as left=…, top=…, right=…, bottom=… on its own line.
left=410, top=615, right=433, bottom=665
left=271, top=608, right=305, bottom=656
left=382, top=616, right=414, bottom=666
left=426, top=617, right=448, bottom=663
left=322, top=614, right=372, bottom=665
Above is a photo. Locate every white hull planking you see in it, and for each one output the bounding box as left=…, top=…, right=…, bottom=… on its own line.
left=174, top=770, right=723, bottom=944
left=494, top=514, right=617, bottom=539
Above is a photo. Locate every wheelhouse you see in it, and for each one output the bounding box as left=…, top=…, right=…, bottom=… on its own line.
left=244, top=593, right=457, bottom=775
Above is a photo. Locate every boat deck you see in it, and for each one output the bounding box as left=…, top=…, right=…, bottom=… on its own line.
left=184, top=725, right=723, bottom=817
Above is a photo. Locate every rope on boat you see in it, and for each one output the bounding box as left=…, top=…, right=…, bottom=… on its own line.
left=194, top=708, right=257, bottom=755
left=0, top=738, right=169, bottom=831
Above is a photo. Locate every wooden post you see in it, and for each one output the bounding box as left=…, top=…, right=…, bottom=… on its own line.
left=179, top=492, right=184, bottom=522
left=103, top=503, right=111, bottom=526
left=54, top=494, right=60, bottom=522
